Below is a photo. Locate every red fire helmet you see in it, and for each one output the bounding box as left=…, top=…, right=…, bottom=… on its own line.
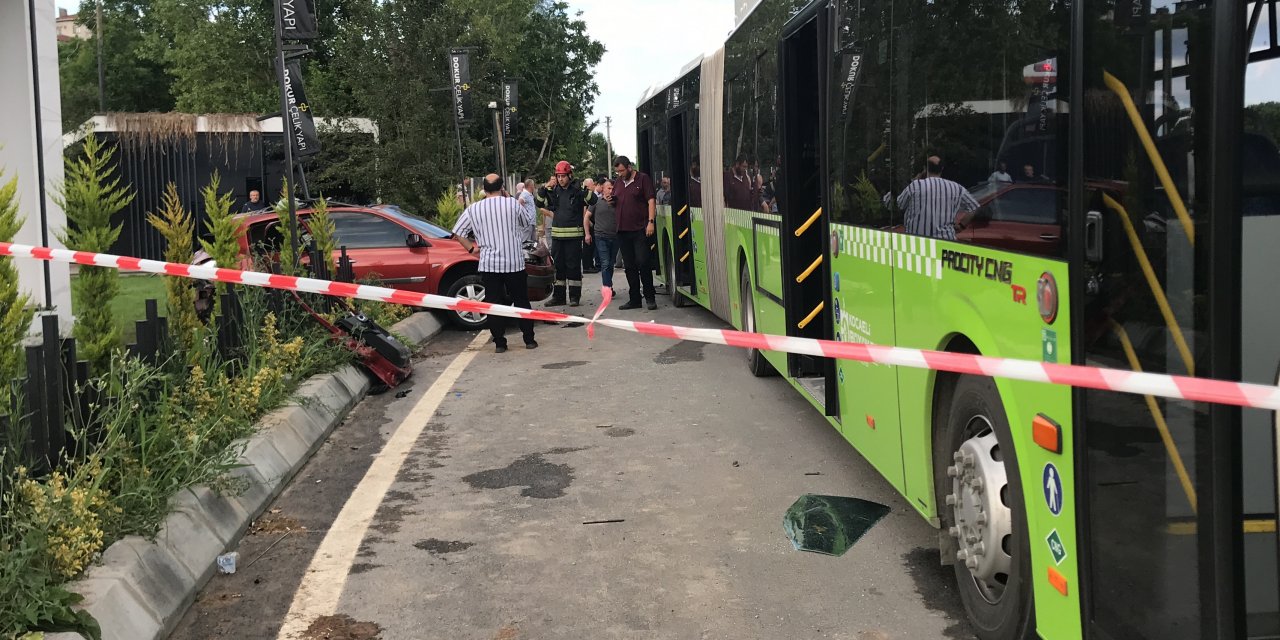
left=554, top=160, right=573, bottom=175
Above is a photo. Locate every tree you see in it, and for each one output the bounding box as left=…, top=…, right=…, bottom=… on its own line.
left=55, top=134, right=134, bottom=372
left=60, top=1, right=176, bottom=130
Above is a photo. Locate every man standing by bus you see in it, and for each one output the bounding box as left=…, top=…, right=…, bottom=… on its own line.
left=894, top=156, right=979, bottom=241
left=452, top=174, right=539, bottom=353
left=609, top=156, right=658, bottom=310
left=537, top=160, right=597, bottom=307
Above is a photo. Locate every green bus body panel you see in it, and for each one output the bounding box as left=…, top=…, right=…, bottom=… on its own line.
left=830, top=226, right=905, bottom=493
left=719, top=214, right=1082, bottom=637
left=689, top=208, right=710, bottom=307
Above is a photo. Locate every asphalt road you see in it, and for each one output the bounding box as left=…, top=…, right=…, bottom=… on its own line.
left=169, top=282, right=976, bottom=640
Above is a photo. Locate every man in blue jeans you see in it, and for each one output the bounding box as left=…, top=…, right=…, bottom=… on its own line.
left=584, top=180, right=619, bottom=294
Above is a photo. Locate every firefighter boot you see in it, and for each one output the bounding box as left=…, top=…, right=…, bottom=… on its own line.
left=568, top=281, right=582, bottom=307
left=546, top=284, right=567, bottom=307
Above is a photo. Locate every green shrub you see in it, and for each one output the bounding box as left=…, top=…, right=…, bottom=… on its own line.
left=199, top=171, right=243, bottom=325
left=0, top=167, right=35, bottom=406
left=434, top=188, right=464, bottom=229
left=146, top=183, right=200, bottom=359
left=273, top=182, right=301, bottom=277
left=308, top=197, right=337, bottom=273
left=55, top=134, right=133, bottom=372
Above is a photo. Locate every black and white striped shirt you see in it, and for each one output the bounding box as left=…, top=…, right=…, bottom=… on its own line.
left=452, top=194, right=537, bottom=273
left=895, top=177, right=980, bottom=241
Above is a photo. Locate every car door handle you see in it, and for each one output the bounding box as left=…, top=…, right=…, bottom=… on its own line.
left=1039, top=234, right=1060, bottom=240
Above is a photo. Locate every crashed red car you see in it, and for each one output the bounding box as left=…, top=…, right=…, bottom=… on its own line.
left=196, top=203, right=554, bottom=329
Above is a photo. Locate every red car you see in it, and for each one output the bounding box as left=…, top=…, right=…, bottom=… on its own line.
left=960, top=181, right=1064, bottom=256
left=199, top=203, right=554, bottom=329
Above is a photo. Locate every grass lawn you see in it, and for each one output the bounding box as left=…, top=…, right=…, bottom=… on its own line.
left=72, top=273, right=168, bottom=344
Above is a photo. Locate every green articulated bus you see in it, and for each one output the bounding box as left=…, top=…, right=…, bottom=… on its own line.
left=637, top=0, right=1280, bottom=637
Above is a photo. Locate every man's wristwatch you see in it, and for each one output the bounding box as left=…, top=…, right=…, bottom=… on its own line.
left=648, top=219, right=655, bottom=224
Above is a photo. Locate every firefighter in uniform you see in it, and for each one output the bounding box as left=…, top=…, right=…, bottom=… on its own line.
left=537, top=160, right=597, bottom=306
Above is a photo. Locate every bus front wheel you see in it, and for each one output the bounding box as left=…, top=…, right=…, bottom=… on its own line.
left=740, top=268, right=775, bottom=377
left=939, top=375, right=1035, bottom=640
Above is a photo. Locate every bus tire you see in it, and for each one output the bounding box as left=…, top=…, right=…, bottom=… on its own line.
left=740, top=267, right=775, bottom=377
left=938, top=375, right=1035, bottom=640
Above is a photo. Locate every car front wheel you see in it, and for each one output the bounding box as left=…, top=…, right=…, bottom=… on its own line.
left=444, top=274, right=488, bottom=330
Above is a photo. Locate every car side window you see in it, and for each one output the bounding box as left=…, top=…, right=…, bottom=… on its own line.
left=989, top=189, right=1058, bottom=225
left=329, top=211, right=410, bottom=249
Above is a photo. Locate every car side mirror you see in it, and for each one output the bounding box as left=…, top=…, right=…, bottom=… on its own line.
left=407, top=233, right=429, bottom=248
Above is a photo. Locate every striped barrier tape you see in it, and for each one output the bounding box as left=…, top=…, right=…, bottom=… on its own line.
left=4, top=240, right=1280, bottom=411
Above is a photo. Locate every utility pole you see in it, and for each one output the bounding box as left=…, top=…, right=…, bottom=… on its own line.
left=96, top=0, right=104, bottom=112
left=605, top=116, right=613, bottom=170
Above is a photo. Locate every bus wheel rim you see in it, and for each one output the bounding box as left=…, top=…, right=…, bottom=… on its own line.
left=947, top=417, right=1014, bottom=605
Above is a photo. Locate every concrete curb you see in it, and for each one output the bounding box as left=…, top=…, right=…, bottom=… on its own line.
left=54, top=311, right=446, bottom=640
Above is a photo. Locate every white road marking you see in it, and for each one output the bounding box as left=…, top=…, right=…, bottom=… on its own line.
left=276, top=332, right=489, bottom=639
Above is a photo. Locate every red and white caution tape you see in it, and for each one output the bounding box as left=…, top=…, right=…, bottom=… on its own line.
left=5, top=241, right=1280, bottom=412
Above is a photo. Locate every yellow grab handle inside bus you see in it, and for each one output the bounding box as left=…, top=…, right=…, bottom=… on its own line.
left=796, top=255, right=824, bottom=284
left=1102, top=71, right=1195, bottom=245
left=1111, top=320, right=1198, bottom=514
left=797, top=301, right=824, bottom=329
left=1103, top=193, right=1196, bottom=376
left=795, top=208, right=823, bottom=237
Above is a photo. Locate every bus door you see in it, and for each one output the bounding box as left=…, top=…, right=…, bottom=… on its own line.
left=668, top=108, right=697, bottom=300
left=1076, top=0, right=1280, bottom=636
left=778, top=0, right=838, bottom=416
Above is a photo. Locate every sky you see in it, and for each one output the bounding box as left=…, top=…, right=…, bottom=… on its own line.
left=565, top=0, right=736, bottom=160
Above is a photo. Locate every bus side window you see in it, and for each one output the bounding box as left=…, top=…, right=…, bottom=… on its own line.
left=828, top=15, right=896, bottom=231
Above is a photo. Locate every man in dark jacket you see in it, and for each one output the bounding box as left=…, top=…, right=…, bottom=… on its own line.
left=536, top=160, right=597, bottom=306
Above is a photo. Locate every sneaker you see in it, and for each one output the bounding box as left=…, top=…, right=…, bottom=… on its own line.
left=495, top=343, right=508, bottom=354
left=525, top=340, right=539, bottom=350
left=619, top=300, right=642, bottom=310
left=646, top=299, right=658, bottom=310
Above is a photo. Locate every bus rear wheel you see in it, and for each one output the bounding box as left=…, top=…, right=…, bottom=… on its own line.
left=740, top=267, right=775, bottom=377
left=940, top=375, right=1035, bottom=640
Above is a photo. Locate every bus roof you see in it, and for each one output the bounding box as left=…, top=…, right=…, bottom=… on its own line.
left=636, top=53, right=706, bottom=108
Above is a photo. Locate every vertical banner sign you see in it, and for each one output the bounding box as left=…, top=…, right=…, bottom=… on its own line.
left=838, top=50, right=864, bottom=119
left=277, top=0, right=318, bottom=40
left=279, top=60, right=321, bottom=157
left=450, top=49, right=473, bottom=124
left=502, top=80, right=519, bottom=137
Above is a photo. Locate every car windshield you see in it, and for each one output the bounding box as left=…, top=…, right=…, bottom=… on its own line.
left=967, top=181, right=1004, bottom=201
left=374, top=205, right=453, bottom=238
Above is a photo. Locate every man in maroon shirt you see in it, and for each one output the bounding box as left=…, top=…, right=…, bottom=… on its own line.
left=608, top=156, right=658, bottom=310
left=723, top=154, right=761, bottom=211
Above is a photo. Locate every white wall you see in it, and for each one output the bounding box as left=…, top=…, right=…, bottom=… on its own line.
left=0, top=0, right=74, bottom=332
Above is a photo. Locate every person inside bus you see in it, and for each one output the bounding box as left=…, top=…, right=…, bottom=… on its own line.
left=988, top=161, right=1013, bottom=183
left=1019, top=162, right=1051, bottom=184
left=724, top=154, right=760, bottom=211
left=893, top=156, right=980, bottom=241
left=689, top=161, right=702, bottom=208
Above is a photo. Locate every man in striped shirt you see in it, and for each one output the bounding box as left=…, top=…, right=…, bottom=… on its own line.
left=894, top=156, right=979, bottom=241
left=452, top=174, right=539, bottom=353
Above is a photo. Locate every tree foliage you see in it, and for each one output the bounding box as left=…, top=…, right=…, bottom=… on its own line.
left=58, top=0, right=606, bottom=216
